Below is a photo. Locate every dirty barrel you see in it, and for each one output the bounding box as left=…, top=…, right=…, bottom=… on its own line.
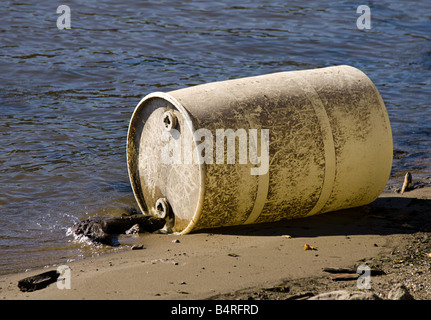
left=127, top=65, right=393, bottom=234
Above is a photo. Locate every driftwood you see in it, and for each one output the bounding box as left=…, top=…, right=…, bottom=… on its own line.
left=71, top=214, right=166, bottom=246
left=18, top=270, right=59, bottom=292
left=323, top=266, right=386, bottom=281
left=401, top=172, right=413, bottom=194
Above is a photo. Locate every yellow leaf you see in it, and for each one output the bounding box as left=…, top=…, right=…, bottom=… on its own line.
left=304, top=244, right=317, bottom=251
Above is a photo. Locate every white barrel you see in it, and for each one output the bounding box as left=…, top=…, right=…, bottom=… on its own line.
left=127, top=65, right=393, bottom=233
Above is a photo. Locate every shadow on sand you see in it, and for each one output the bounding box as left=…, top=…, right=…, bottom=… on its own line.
left=197, top=194, right=431, bottom=238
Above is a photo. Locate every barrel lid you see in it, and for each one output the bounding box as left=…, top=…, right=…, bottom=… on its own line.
left=127, top=92, right=204, bottom=233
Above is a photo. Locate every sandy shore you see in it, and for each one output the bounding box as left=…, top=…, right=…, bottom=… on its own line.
left=1, top=186, right=431, bottom=300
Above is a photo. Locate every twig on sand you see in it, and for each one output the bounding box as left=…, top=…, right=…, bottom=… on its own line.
left=401, top=172, right=413, bottom=194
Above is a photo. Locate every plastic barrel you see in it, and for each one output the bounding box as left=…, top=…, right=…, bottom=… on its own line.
left=127, top=65, right=393, bottom=234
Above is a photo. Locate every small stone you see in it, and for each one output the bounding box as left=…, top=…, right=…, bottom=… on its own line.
left=348, top=292, right=382, bottom=300
left=228, top=253, right=239, bottom=257
left=131, top=244, right=144, bottom=250
left=308, top=290, right=381, bottom=300
left=387, top=284, right=414, bottom=300
left=172, top=239, right=180, bottom=243
left=308, top=290, right=350, bottom=300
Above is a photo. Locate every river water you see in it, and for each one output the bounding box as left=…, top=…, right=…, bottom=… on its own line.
left=0, top=0, right=430, bottom=275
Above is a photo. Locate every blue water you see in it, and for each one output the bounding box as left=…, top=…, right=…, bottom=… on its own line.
left=0, top=0, right=430, bottom=275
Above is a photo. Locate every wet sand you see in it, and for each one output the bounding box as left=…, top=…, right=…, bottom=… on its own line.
left=1, top=187, right=430, bottom=300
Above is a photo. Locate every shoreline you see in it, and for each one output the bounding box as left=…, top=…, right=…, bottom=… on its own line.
left=1, top=187, right=431, bottom=300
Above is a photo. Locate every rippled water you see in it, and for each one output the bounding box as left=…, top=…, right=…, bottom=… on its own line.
left=0, top=0, right=430, bottom=275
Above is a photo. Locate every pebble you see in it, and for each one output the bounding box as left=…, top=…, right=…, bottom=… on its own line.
left=308, top=290, right=381, bottom=300
left=131, top=244, right=144, bottom=250
left=387, top=284, right=414, bottom=300
left=308, top=285, right=414, bottom=300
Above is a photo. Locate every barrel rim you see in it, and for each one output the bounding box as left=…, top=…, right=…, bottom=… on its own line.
left=126, top=91, right=205, bottom=234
